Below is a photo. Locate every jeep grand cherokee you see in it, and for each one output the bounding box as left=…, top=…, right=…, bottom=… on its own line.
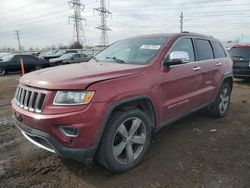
left=12, top=33, right=233, bottom=173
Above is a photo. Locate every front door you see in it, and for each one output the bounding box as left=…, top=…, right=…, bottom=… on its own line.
left=159, top=38, right=203, bottom=123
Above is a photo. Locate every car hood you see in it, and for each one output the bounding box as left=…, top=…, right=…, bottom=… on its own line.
left=20, top=62, right=145, bottom=90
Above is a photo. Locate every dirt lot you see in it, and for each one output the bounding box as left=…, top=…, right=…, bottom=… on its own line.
left=0, top=74, right=249, bottom=188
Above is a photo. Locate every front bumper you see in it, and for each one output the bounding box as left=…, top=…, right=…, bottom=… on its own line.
left=13, top=115, right=96, bottom=163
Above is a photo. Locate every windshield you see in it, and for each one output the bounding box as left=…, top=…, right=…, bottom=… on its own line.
left=45, top=50, right=58, bottom=56
left=55, top=50, right=67, bottom=56
left=59, top=53, right=75, bottom=59
left=229, top=47, right=250, bottom=59
left=95, top=37, right=168, bottom=65
left=0, top=54, right=14, bottom=61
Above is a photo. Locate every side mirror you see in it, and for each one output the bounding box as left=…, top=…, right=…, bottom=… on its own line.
left=164, top=51, right=189, bottom=67
left=70, top=57, right=74, bottom=60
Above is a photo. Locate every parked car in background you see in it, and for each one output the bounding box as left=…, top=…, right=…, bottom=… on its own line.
left=42, top=49, right=78, bottom=60
left=229, top=45, right=250, bottom=78
left=0, top=54, right=50, bottom=76
left=39, top=50, right=58, bottom=59
left=12, top=33, right=233, bottom=173
left=29, top=52, right=40, bottom=57
left=0, top=52, right=10, bottom=58
left=49, top=53, right=91, bottom=66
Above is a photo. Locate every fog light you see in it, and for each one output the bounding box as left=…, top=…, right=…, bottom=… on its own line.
left=59, top=126, right=79, bottom=137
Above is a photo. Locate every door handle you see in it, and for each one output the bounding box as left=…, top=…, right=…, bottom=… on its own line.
left=193, top=67, right=201, bottom=71
left=216, top=63, right=222, bottom=66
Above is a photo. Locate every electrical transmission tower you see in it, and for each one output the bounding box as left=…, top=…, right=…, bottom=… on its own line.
left=68, top=0, right=87, bottom=46
left=180, top=12, right=184, bottom=33
left=94, top=0, right=112, bottom=46
left=15, top=30, right=22, bottom=51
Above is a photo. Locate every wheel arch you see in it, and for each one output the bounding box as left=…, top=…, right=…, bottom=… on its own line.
left=94, top=96, right=157, bottom=156
left=223, top=76, right=233, bottom=90
left=212, top=74, right=233, bottom=104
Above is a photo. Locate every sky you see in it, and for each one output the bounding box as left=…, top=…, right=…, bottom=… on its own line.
left=0, top=0, right=250, bottom=50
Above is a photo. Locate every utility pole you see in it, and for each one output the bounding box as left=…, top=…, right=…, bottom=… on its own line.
left=68, top=0, right=87, bottom=46
left=180, top=12, right=184, bottom=33
left=15, top=30, right=21, bottom=51
left=94, top=0, right=112, bottom=46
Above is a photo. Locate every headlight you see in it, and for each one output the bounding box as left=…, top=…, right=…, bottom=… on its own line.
left=53, top=91, right=95, bottom=105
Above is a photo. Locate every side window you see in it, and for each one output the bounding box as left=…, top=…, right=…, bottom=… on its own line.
left=73, top=54, right=80, bottom=58
left=194, top=39, right=214, bottom=61
left=211, top=41, right=227, bottom=59
left=170, top=38, right=195, bottom=62
left=20, top=56, right=28, bottom=62
left=22, top=55, right=34, bottom=62
left=12, top=55, right=19, bottom=62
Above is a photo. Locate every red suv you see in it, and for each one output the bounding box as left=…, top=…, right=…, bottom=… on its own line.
left=12, top=33, right=233, bottom=173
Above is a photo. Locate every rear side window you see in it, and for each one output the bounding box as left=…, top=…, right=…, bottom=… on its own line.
left=73, top=54, right=80, bottom=58
left=22, top=55, right=34, bottom=61
left=170, top=38, right=195, bottom=62
left=194, top=39, right=214, bottom=61
left=211, top=42, right=226, bottom=59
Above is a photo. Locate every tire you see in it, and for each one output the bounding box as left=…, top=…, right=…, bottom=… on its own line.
left=97, top=109, right=151, bottom=173
left=0, top=67, right=6, bottom=76
left=209, top=83, right=232, bottom=118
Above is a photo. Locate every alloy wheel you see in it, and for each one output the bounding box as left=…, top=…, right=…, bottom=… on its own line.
left=219, top=87, right=230, bottom=114
left=112, top=117, right=146, bottom=164
left=0, top=67, right=6, bottom=76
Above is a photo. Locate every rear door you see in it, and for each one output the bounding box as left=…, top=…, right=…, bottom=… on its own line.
left=79, top=54, right=90, bottom=62
left=193, top=39, right=225, bottom=105
left=160, top=38, right=203, bottom=122
left=21, top=55, right=35, bottom=71
left=72, top=54, right=81, bottom=63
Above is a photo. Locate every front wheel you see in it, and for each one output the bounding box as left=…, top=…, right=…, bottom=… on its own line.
left=0, top=67, right=6, bottom=76
left=209, top=83, right=232, bottom=118
left=97, top=109, right=151, bottom=173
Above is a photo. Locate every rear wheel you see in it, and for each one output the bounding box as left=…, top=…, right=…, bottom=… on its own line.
left=209, top=83, right=231, bottom=118
left=0, top=67, right=6, bottom=76
left=97, top=109, right=151, bottom=173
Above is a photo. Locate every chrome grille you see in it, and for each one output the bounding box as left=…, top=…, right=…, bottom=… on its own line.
left=14, top=86, right=46, bottom=113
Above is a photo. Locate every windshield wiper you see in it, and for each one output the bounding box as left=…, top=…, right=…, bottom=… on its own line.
left=106, top=56, right=128, bottom=64
left=91, top=56, right=99, bottom=62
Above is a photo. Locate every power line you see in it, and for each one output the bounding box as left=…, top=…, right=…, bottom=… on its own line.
left=0, top=9, right=71, bottom=28
left=68, top=0, right=87, bottom=45
left=0, top=0, right=41, bottom=14
left=94, top=0, right=112, bottom=46
left=109, top=2, right=250, bottom=11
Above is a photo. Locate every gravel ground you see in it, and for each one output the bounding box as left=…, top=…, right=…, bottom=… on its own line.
left=0, top=74, right=249, bottom=188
